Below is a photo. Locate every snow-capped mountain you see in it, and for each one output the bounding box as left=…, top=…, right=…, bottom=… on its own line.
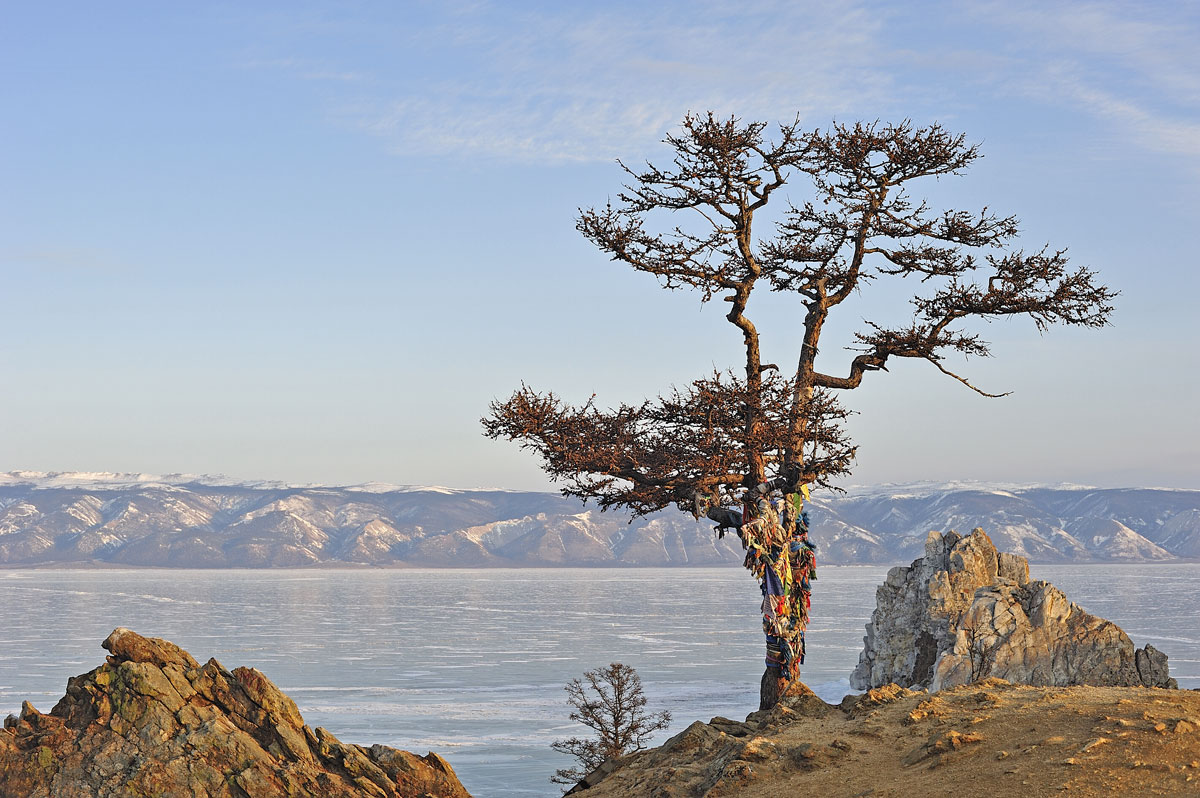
left=0, top=472, right=1196, bottom=567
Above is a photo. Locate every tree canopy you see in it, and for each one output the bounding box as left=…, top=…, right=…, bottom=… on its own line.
left=484, top=114, right=1114, bottom=518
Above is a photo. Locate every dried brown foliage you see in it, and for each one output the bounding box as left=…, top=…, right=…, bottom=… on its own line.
left=484, top=113, right=1114, bottom=518
left=482, top=373, right=852, bottom=515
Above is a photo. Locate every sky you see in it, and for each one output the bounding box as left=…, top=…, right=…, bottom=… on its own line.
left=2, top=0, right=1198, bottom=493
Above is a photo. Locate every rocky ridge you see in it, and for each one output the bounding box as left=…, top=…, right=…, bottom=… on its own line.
left=851, top=528, right=1176, bottom=692
left=0, top=628, right=471, bottom=798
left=573, top=679, right=1200, bottom=797
left=1, top=474, right=1198, bottom=566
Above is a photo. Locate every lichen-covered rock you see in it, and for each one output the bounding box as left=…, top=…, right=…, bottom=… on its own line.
left=0, top=629, right=472, bottom=798
left=851, top=529, right=1176, bottom=692
left=930, top=579, right=1173, bottom=690
left=850, top=528, right=1022, bottom=690
left=102, top=626, right=198, bottom=670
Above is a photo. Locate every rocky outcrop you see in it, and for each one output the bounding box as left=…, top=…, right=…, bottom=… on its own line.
left=565, top=682, right=834, bottom=797
left=851, top=528, right=1176, bottom=692
left=0, top=628, right=471, bottom=798
left=931, top=579, right=1176, bottom=691
left=574, top=679, right=1200, bottom=798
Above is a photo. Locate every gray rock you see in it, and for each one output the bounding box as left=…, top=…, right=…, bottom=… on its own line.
left=852, top=528, right=1176, bottom=692
left=1135, top=645, right=1178, bottom=689
left=851, top=528, right=1016, bottom=690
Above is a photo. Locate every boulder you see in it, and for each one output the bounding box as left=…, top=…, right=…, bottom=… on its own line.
left=0, top=629, right=472, bottom=798
left=851, top=529, right=1176, bottom=692
left=1135, top=644, right=1172, bottom=688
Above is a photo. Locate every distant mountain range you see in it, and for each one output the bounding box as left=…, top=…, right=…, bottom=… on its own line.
left=0, top=472, right=1197, bottom=567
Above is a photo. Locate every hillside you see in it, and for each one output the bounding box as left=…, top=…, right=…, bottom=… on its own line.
left=574, top=680, right=1200, bottom=797
left=0, top=472, right=1197, bottom=567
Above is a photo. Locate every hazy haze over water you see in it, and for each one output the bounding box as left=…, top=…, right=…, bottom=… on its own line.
left=2, top=565, right=1196, bottom=797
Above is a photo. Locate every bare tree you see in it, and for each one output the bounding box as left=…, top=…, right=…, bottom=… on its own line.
left=550, top=663, right=671, bottom=788
left=485, top=114, right=1115, bottom=709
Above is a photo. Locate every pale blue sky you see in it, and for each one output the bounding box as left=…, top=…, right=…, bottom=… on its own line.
left=2, top=1, right=1197, bottom=491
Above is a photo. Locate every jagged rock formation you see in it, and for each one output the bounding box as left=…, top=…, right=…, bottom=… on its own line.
left=851, top=529, right=1177, bottom=692
left=0, top=629, right=471, bottom=798
left=2, top=472, right=1199, bottom=566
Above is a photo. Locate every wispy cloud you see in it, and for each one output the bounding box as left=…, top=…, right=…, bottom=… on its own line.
left=242, top=0, right=1200, bottom=166
left=328, top=0, right=897, bottom=163
left=1042, top=66, right=1200, bottom=159
left=963, top=0, right=1200, bottom=160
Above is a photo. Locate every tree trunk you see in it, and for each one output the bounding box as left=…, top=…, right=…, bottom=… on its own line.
left=758, top=666, right=788, bottom=710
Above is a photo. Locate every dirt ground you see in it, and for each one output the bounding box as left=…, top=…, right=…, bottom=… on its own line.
left=579, top=680, right=1200, bottom=798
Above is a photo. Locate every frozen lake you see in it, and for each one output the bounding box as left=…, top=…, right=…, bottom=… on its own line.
left=2, top=564, right=1197, bottom=797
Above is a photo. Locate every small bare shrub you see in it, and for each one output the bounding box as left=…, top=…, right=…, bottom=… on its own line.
left=550, top=663, right=671, bottom=788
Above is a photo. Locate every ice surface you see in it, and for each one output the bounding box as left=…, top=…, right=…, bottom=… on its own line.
left=1, top=566, right=1196, bottom=798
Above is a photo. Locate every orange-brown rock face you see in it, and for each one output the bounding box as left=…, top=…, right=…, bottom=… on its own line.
left=0, top=628, right=472, bottom=798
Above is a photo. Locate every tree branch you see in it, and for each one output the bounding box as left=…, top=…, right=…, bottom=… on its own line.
left=925, top=357, right=1011, bottom=398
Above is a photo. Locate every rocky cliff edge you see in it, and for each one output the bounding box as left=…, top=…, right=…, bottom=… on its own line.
left=576, top=679, right=1200, bottom=797
left=0, top=628, right=471, bottom=798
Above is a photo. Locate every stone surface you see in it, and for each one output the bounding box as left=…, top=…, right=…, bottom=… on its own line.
left=850, top=528, right=1017, bottom=690
left=1136, top=645, right=1172, bottom=688
left=851, top=528, right=1177, bottom=692
left=101, top=627, right=198, bottom=670
left=574, top=680, right=1200, bottom=798
left=0, top=629, right=471, bottom=798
